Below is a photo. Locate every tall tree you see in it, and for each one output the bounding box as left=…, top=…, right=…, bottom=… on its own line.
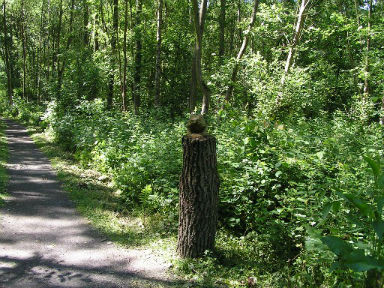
left=107, top=0, right=119, bottom=109
left=281, top=0, right=312, bottom=85
left=363, top=0, right=373, bottom=98
left=154, top=0, right=163, bottom=106
left=218, top=0, right=226, bottom=63
left=57, top=0, right=75, bottom=96
left=121, top=0, right=129, bottom=111
left=2, top=0, right=13, bottom=105
left=37, top=0, right=47, bottom=102
left=133, top=0, right=142, bottom=114
left=20, top=0, right=27, bottom=101
left=191, top=0, right=209, bottom=115
left=83, top=0, right=90, bottom=46
left=225, top=0, right=259, bottom=102
left=53, top=0, right=63, bottom=83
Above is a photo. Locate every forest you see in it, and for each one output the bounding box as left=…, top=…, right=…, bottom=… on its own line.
left=1, top=0, right=384, bottom=286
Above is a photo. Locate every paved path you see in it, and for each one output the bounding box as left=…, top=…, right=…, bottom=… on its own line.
left=0, top=120, right=178, bottom=288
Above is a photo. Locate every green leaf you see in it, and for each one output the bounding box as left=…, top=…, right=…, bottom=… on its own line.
left=343, top=250, right=384, bottom=272
left=275, top=171, right=282, bottom=178
left=373, top=220, right=384, bottom=240
left=378, top=197, right=384, bottom=215
left=305, top=227, right=328, bottom=252
left=364, top=156, right=381, bottom=179
left=316, top=151, right=325, bottom=160
left=378, top=175, right=384, bottom=189
left=321, top=236, right=353, bottom=257
left=343, top=193, right=372, bottom=218
left=318, top=202, right=333, bottom=226
left=322, top=202, right=333, bottom=218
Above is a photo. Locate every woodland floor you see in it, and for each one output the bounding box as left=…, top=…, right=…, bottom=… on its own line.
left=0, top=119, right=184, bottom=288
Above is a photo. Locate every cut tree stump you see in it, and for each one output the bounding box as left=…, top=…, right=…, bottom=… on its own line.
left=177, top=115, right=219, bottom=258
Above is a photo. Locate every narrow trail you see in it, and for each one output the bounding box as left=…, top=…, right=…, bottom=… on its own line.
left=0, top=120, right=179, bottom=288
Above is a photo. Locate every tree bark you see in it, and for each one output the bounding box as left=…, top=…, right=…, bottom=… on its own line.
left=122, top=0, right=129, bottom=111
left=21, top=0, right=27, bottom=101
left=37, top=0, right=46, bottom=102
left=363, top=0, right=373, bottom=98
left=107, top=0, right=119, bottom=109
left=2, top=0, right=13, bottom=105
left=46, top=0, right=51, bottom=81
left=191, top=0, right=210, bottom=115
left=225, top=0, right=259, bottom=102
left=133, top=0, right=142, bottom=115
left=57, top=0, right=75, bottom=96
left=94, top=11, right=100, bottom=51
left=218, top=0, right=226, bottom=64
left=189, top=49, right=198, bottom=113
left=281, top=0, right=310, bottom=86
left=237, top=0, right=242, bottom=40
left=154, top=0, right=163, bottom=106
left=178, top=133, right=219, bottom=258
left=53, top=0, right=63, bottom=81
left=83, top=0, right=90, bottom=47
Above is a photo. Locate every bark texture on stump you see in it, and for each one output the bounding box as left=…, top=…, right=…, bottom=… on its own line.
left=177, top=128, right=219, bottom=258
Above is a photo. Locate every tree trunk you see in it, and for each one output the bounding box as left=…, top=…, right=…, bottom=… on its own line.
left=46, top=0, right=51, bottom=81
left=2, top=0, right=13, bottom=105
left=178, top=130, right=219, bottom=258
left=154, top=0, right=163, bottom=106
left=237, top=0, right=242, bottom=44
left=122, top=0, right=129, bottom=111
left=107, top=0, right=119, bottom=109
left=189, top=5, right=197, bottom=113
left=53, top=0, right=63, bottom=81
left=218, top=0, right=226, bottom=64
left=21, top=0, right=27, bottom=101
left=129, top=0, right=135, bottom=106
left=189, top=49, right=198, bottom=113
left=363, top=0, right=373, bottom=98
left=83, top=0, right=90, bottom=46
left=281, top=0, right=310, bottom=86
left=191, top=0, right=210, bottom=115
left=94, top=11, right=100, bottom=51
left=37, top=0, right=46, bottom=102
left=225, top=0, right=259, bottom=102
left=57, top=0, right=75, bottom=96
left=133, top=0, right=142, bottom=115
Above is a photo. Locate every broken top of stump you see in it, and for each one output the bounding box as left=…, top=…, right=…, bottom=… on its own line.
left=187, top=114, right=207, bottom=135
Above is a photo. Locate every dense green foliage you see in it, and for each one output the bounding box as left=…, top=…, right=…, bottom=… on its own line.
left=1, top=0, right=384, bottom=286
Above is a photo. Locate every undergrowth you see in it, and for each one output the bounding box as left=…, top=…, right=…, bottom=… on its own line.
left=31, top=131, right=177, bottom=253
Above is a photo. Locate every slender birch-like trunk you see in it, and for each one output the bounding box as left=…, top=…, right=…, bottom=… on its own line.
left=281, top=0, right=310, bottom=86
left=122, top=0, right=129, bottom=111
left=225, top=0, right=259, bottom=102
left=154, top=0, right=163, bottom=106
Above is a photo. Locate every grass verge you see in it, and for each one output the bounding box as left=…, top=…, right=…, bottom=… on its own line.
left=0, top=119, right=8, bottom=206
left=30, top=129, right=177, bottom=254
